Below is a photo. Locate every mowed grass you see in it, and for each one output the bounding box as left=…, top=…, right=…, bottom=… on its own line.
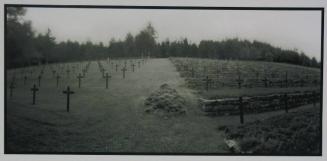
left=6, top=58, right=229, bottom=153
left=170, top=57, right=321, bottom=99
left=5, top=58, right=321, bottom=153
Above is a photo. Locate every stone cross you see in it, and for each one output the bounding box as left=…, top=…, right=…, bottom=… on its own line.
left=31, top=84, right=39, bottom=105
left=121, top=66, right=127, bottom=79
left=63, top=86, right=75, bottom=112
left=284, top=93, right=288, bottom=113
left=131, top=63, right=136, bottom=72
left=284, top=72, right=288, bottom=88
left=77, top=73, right=83, bottom=88
left=138, top=61, right=141, bottom=68
left=236, top=74, right=243, bottom=89
left=239, top=96, right=244, bottom=124
left=262, top=76, right=269, bottom=88
left=104, top=73, right=111, bottom=89
left=203, top=76, right=212, bottom=91
left=38, top=75, right=42, bottom=87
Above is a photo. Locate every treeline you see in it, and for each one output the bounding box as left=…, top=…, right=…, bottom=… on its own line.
left=6, top=7, right=320, bottom=69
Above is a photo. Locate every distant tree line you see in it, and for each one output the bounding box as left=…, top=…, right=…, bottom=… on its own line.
left=6, top=7, right=320, bottom=69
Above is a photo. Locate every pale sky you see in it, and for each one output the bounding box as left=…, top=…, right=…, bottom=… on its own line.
left=23, top=7, right=322, bottom=61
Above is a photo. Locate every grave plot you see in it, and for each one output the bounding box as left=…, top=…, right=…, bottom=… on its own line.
left=5, top=57, right=322, bottom=154
left=218, top=106, right=321, bottom=154
left=170, top=57, right=321, bottom=91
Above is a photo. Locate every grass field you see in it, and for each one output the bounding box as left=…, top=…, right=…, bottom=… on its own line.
left=5, top=58, right=321, bottom=153
left=219, top=106, right=321, bottom=154
left=170, top=58, right=320, bottom=99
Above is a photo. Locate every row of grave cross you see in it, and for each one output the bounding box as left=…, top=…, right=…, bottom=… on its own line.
left=8, top=58, right=150, bottom=111
left=9, top=83, right=74, bottom=112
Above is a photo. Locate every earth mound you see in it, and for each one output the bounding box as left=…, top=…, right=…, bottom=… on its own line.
left=144, top=84, right=186, bottom=116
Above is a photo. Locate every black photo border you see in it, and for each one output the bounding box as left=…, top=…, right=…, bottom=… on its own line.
left=3, top=4, right=325, bottom=156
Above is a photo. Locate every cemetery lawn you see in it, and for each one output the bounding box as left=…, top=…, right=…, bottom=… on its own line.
left=6, top=58, right=320, bottom=153
left=219, top=105, right=321, bottom=154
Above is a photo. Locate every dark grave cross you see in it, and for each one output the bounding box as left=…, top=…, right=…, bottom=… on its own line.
left=262, top=76, right=269, bottom=88
left=236, top=74, right=243, bottom=89
left=9, top=82, right=15, bottom=99
left=37, top=75, right=42, bottom=87
left=121, top=66, right=127, bottom=79
left=239, top=96, right=244, bottom=124
left=104, top=73, right=111, bottom=89
left=203, top=76, right=212, bottom=91
left=63, top=86, right=75, bottom=112
left=284, top=72, right=288, bottom=88
left=77, top=73, right=83, bottom=88
left=30, top=84, right=39, bottom=105
left=56, top=75, right=61, bottom=87
left=131, top=63, right=136, bottom=72
left=138, top=61, right=141, bottom=68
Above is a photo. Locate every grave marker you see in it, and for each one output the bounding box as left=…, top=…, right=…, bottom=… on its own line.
left=203, top=76, right=212, bottom=91
left=30, top=84, right=39, bottom=105
left=121, top=66, right=127, bottom=79
left=262, top=76, right=269, bottom=88
left=284, top=93, right=288, bottom=113
left=63, top=86, right=75, bottom=112
left=284, top=72, right=288, bottom=88
left=38, top=75, right=42, bottom=87
left=131, top=63, right=136, bottom=72
left=239, top=96, right=244, bottom=124
left=236, top=74, right=243, bottom=89
left=104, top=73, right=111, bottom=89
left=77, top=73, right=83, bottom=88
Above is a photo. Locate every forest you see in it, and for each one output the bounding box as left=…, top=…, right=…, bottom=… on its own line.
left=6, top=7, right=320, bottom=69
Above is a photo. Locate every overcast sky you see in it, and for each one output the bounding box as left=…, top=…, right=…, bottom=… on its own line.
left=23, top=7, right=322, bottom=61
